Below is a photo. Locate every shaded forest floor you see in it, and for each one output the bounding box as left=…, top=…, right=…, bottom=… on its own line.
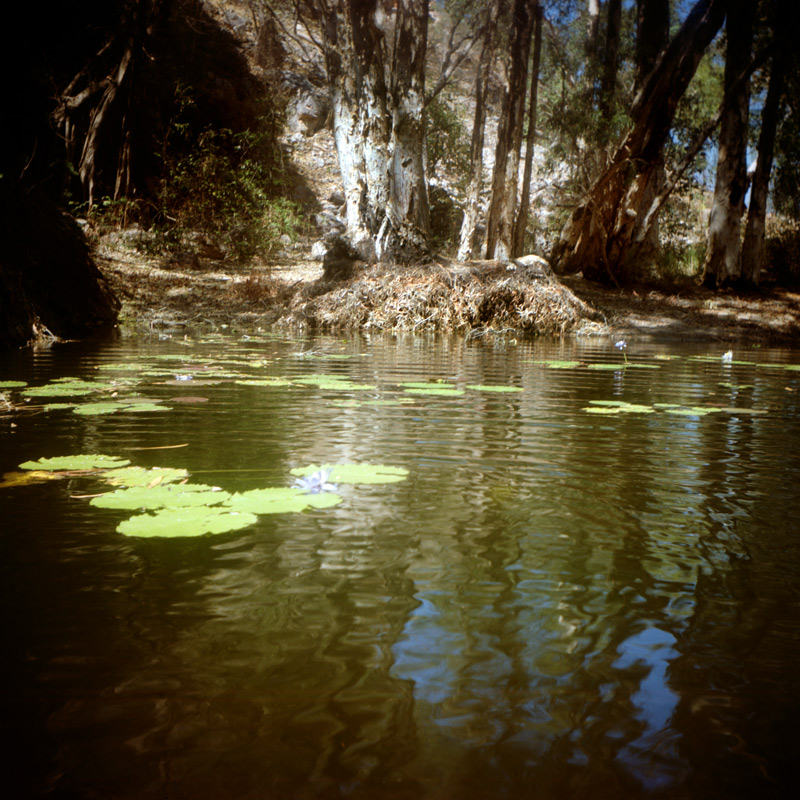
left=98, top=241, right=800, bottom=342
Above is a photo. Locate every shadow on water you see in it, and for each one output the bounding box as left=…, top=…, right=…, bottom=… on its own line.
left=1, top=332, right=799, bottom=798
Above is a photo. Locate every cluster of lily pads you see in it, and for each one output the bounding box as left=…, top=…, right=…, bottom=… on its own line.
left=0, top=346, right=530, bottom=419
left=582, top=400, right=766, bottom=417
left=13, top=455, right=408, bottom=539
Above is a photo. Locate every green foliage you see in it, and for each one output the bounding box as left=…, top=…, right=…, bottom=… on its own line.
left=670, top=49, right=723, bottom=184
left=426, top=96, right=471, bottom=187
left=156, top=112, right=307, bottom=261
left=764, top=216, right=800, bottom=285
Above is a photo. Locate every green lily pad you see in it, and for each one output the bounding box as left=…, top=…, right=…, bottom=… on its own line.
left=235, top=378, right=294, bottom=387
left=43, top=403, right=78, bottom=412
left=291, top=463, right=409, bottom=485
left=329, top=398, right=414, bottom=407
left=117, top=507, right=258, bottom=538
left=466, top=384, right=523, bottom=393
left=400, top=383, right=464, bottom=396
left=527, top=360, right=582, bottom=369
left=103, top=466, right=190, bottom=487
left=588, top=363, right=660, bottom=370
left=73, top=400, right=169, bottom=416
left=73, top=402, right=127, bottom=415
left=0, top=380, right=27, bottom=388
left=19, top=454, right=131, bottom=471
left=662, top=406, right=718, bottom=416
left=584, top=400, right=654, bottom=414
left=22, top=381, right=102, bottom=397
left=90, top=483, right=231, bottom=510
left=124, top=403, right=170, bottom=413
left=225, top=487, right=342, bottom=514
left=293, top=375, right=376, bottom=391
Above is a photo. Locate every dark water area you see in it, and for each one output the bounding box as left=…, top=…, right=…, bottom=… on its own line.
left=2, top=331, right=799, bottom=799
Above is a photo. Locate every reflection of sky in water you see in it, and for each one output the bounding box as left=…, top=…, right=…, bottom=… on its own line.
left=613, top=626, right=681, bottom=788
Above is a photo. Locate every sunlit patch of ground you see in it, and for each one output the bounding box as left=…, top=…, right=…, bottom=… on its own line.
left=97, top=240, right=800, bottom=341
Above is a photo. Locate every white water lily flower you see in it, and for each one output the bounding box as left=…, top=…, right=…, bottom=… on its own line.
left=294, top=467, right=338, bottom=494
left=615, top=340, right=627, bottom=349
left=721, top=350, right=733, bottom=363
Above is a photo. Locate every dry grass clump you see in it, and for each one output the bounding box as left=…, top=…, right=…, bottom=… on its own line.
left=281, top=261, right=603, bottom=335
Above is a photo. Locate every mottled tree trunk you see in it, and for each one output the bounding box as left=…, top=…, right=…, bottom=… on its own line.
left=485, top=0, right=535, bottom=260
left=702, top=0, right=757, bottom=288
left=321, top=0, right=430, bottom=262
left=511, top=2, right=543, bottom=258
left=550, top=0, right=726, bottom=284
left=741, top=0, right=789, bottom=285
left=629, top=0, right=670, bottom=273
left=457, top=0, right=500, bottom=262
left=383, top=0, right=430, bottom=258
left=599, top=0, right=622, bottom=120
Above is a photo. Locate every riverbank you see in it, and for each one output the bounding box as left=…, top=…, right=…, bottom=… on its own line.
left=97, top=240, right=800, bottom=342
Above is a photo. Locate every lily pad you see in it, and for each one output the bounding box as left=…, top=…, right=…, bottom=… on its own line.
left=235, top=378, right=294, bottom=387
left=662, top=406, right=720, bottom=417
left=291, top=463, right=409, bottom=485
left=527, top=360, right=582, bottom=369
left=402, top=386, right=464, bottom=396
left=329, top=398, right=414, bottom=407
left=73, top=400, right=169, bottom=416
left=117, top=507, right=258, bottom=538
left=293, top=375, right=376, bottom=391
left=73, top=402, right=127, bottom=416
left=466, top=384, right=523, bottom=393
left=0, top=380, right=27, bottom=388
left=90, top=483, right=231, bottom=510
left=103, top=466, right=190, bottom=487
left=225, top=487, right=342, bottom=515
left=19, top=454, right=131, bottom=471
left=584, top=401, right=654, bottom=414
left=588, top=363, right=660, bottom=370
left=22, top=381, right=102, bottom=397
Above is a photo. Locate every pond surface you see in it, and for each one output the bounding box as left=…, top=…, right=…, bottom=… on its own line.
left=2, top=330, right=799, bottom=799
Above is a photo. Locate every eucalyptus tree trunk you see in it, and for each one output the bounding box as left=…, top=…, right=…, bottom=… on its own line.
left=384, top=0, right=430, bottom=258
left=457, top=0, right=500, bottom=262
left=319, top=0, right=430, bottom=262
left=741, top=0, right=789, bottom=285
left=511, top=2, right=543, bottom=257
left=702, top=0, right=758, bottom=288
left=550, top=0, right=727, bottom=284
left=485, top=0, right=535, bottom=260
left=629, top=0, right=670, bottom=272
left=599, top=0, right=622, bottom=120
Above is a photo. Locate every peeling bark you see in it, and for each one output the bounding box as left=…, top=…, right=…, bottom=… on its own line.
left=457, top=0, right=500, bottom=262
left=550, top=0, right=727, bottom=284
left=319, top=0, right=430, bottom=262
left=512, top=3, right=543, bottom=258
left=702, top=0, right=757, bottom=288
left=485, top=0, right=535, bottom=260
left=742, top=0, right=789, bottom=285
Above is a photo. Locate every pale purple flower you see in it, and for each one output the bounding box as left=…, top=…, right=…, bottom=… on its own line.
left=294, top=467, right=338, bottom=494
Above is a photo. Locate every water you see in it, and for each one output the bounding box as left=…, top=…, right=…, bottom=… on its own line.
left=2, top=331, right=799, bottom=799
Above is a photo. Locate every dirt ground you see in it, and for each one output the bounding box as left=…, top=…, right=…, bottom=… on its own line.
left=97, top=242, right=800, bottom=342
